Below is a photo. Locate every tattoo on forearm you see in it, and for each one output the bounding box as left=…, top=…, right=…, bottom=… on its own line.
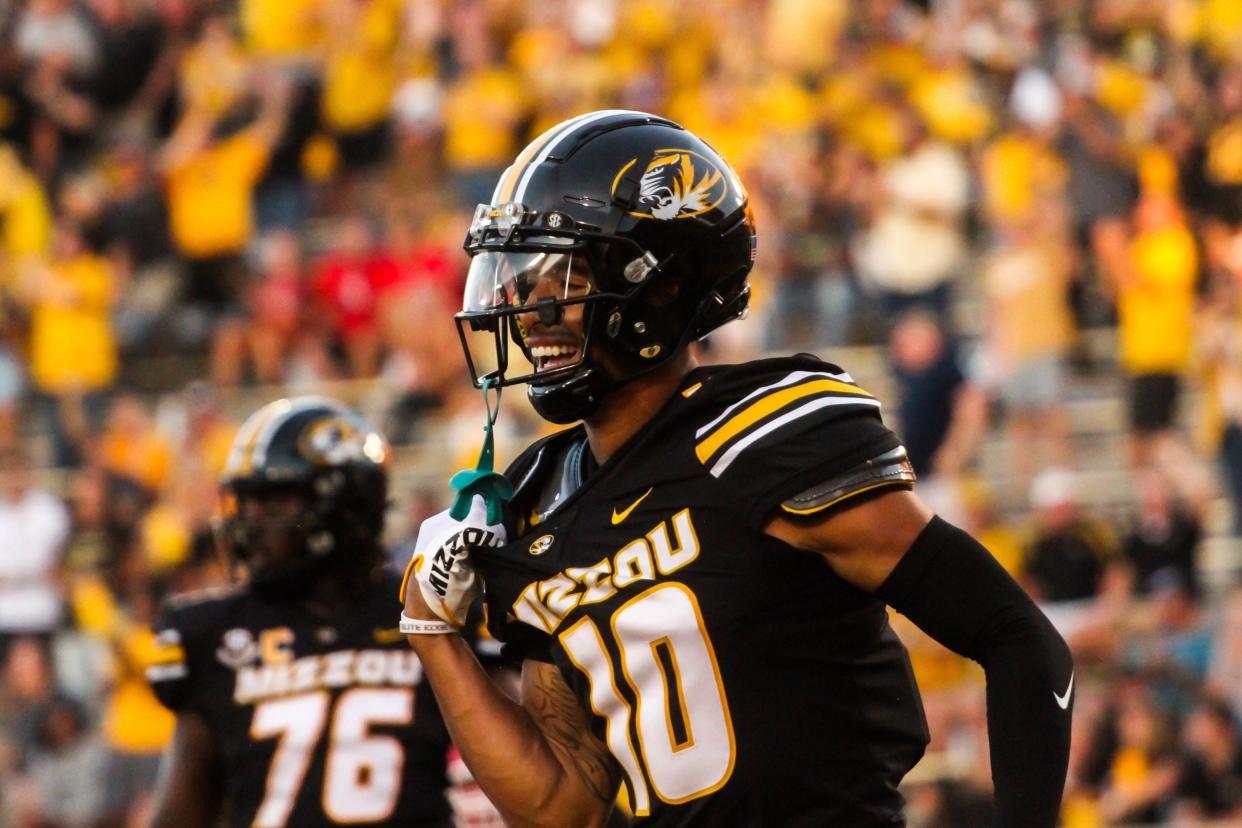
left=527, top=666, right=619, bottom=804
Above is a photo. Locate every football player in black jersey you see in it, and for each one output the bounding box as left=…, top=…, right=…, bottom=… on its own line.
left=401, top=111, right=1073, bottom=827
left=147, top=398, right=457, bottom=828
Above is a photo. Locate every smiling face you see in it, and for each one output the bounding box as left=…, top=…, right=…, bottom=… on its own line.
left=514, top=255, right=595, bottom=374
left=463, top=245, right=602, bottom=381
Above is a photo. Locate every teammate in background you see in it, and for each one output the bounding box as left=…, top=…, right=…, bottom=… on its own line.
left=402, top=111, right=1074, bottom=826
left=147, top=398, right=458, bottom=828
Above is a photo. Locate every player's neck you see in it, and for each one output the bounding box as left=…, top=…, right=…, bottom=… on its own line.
left=583, top=350, right=698, bottom=464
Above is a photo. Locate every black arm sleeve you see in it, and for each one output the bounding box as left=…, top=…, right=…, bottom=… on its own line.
left=876, top=516, right=1073, bottom=828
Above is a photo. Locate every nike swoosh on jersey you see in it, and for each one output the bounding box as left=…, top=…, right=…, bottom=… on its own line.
left=373, top=626, right=404, bottom=644
left=1054, top=671, right=1074, bottom=710
left=611, top=487, right=654, bottom=525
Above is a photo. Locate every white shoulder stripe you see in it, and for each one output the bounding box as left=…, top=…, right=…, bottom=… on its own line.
left=146, top=663, right=188, bottom=682
left=695, top=370, right=853, bottom=439
left=708, top=395, right=880, bottom=477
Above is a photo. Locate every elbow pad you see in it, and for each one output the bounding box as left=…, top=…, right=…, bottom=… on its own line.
left=780, top=446, right=915, bottom=518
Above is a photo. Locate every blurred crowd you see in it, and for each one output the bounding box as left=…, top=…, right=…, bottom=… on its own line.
left=2, top=0, right=1242, bottom=825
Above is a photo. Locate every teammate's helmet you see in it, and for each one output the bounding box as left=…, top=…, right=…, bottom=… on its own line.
left=456, top=110, right=756, bottom=423
left=217, top=397, right=389, bottom=583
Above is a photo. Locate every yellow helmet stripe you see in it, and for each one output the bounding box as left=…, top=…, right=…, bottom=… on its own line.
left=492, top=114, right=594, bottom=205
left=238, top=399, right=291, bottom=475
left=231, top=405, right=276, bottom=477
left=494, top=126, right=563, bottom=204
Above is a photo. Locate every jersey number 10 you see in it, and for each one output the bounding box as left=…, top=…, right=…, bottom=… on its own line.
left=250, top=687, right=414, bottom=827
left=560, top=583, right=736, bottom=816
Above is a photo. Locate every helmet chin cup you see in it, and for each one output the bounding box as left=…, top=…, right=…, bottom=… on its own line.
left=527, top=362, right=615, bottom=424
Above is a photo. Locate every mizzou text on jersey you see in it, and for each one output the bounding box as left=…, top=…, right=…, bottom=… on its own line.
left=149, top=571, right=454, bottom=828
left=474, top=355, right=928, bottom=826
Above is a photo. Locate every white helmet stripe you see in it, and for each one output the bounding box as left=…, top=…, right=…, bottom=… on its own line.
left=512, top=109, right=646, bottom=203
left=248, top=396, right=341, bottom=470
left=491, top=112, right=599, bottom=206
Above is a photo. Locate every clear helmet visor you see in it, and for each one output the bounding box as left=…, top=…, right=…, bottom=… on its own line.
left=457, top=243, right=600, bottom=388
left=463, top=245, right=594, bottom=313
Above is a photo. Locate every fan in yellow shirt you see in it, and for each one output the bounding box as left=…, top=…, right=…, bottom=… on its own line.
left=980, top=129, right=1069, bottom=226
left=442, top=52, right=527, bottom=206
left=18, top=223, right=117, bottom=465
left=762, top=0, right=847, bottom=75
left=910, top=61, right=994, bottom=145
left=73, top=578, right=177, bottom=826
left=1099, top=192, right=1200, bottom=469
left=163, top=108, right=283, bottom=263
left=27, top=243, right=116, bottom=396
left=178, top=13, right=250, bottom=118
left=162, top=75, right=290, bottom=385
left=0, top=144, right=52, bottom=284
left=1117, top=196, right=1198, bottom=379
left=98, top=394, right=175, bottom=494
left=239, top=0, right=325, bottom=59
left=320, top=0, right=401, bottom=169
left=1201, top=0, right=1242, bottom=63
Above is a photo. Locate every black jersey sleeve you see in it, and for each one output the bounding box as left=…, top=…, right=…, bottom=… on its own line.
left=148, top=588, right=238, bottom=714
left=148, top=603, right=197, bottom=712
left=691, top=356, right=906, bottom=529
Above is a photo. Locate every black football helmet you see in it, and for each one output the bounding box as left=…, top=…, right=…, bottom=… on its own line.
left=456, top=110, right=756, bottom=423
left=217, top=397, right=390, bottom=586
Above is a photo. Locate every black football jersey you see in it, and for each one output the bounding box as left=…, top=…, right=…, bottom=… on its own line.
left=149, top=570, right=453, bottom=828
left=475, top=355, right=929, bottom=827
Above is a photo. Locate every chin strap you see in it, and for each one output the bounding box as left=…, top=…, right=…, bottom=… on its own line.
left=527, top=361, right=613, bottom=424
left=449, top=378, right=515, bottom=524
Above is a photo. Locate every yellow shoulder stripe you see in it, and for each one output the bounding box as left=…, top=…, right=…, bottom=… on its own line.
left=148, top=643, right=186, bottom=665
left=695, top=378, right=870, bottom=463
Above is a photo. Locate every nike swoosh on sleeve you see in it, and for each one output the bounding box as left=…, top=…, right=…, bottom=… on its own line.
left=1053, top=671, right=1074, bottom=710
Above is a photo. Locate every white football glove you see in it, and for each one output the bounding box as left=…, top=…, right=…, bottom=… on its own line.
left=402, top=494, right=506, bottom=629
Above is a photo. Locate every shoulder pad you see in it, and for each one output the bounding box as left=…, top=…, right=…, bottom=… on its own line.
left=695, top=354, right=854, bottom=401
left=154, top=586, right=247, bottom=664
left=161, top=584, right=245, bottom=621
left=502, top=427, right=585, bottom=517
left=148, top=586, right=244, bottom=713
left=690, top=355, right=877, bottom=477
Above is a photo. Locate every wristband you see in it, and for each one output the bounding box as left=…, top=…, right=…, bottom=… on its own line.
left=399, top=613, right=457, bottom=635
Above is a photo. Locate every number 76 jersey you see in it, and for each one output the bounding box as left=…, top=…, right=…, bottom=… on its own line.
left=476, top=355, right=931, bottom=827
left=148, top=570, right=455, bottom=828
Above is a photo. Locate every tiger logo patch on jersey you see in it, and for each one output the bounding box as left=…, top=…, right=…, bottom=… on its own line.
left=216, top=628, right=259, bottom=669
